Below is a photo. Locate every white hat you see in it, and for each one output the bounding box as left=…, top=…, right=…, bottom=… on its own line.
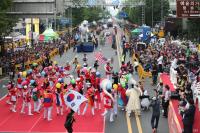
left=152, top=97, right=156, bottom=100
left=24, top=85, right=27, bottom=89
left=144, top=90, right=148, bottom=96
left=128, top=78, right=137, bottom=85
left=33, top=88, right=37, bottom=92
left=76, top=78, right=81, bottom=82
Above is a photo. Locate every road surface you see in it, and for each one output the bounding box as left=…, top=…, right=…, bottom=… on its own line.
left=0, top=26, right=169, bottom=133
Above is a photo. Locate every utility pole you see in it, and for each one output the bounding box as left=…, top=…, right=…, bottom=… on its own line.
left=161, top=0, right=164, bottom=26
left=70, top=0, right=72, bottom=35
left=152, top=0, right=154, bottom=27
left=141, top=0, right=145, bottom=25
left=54, top=0, right=57, bottom=31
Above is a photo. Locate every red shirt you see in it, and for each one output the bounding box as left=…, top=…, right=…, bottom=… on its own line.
left=77, top=82, right=83, bottom=92
left=43, top=92, right=53, bottom=107
left=85, top=72, right=90, bottom=80
left=79, top=75, right=84, bottom=82
left=26, top=93, right=31, bottom=102
left=103, top=93, right=113, bottom=109
left=95, top=77, right=100, bottom=88
left=17, top=78, right=22, bottom=84
left=90, top=74, right=96, bottom=86
left=65, top=65, right=71, bottom=71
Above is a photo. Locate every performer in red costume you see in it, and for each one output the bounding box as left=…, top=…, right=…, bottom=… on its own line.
left=32, top=84, right=42, bottom=113
left=118, top=84, right=128, bottom=110
left=94, top=72, right=101, bottom=109
left=21, top=85, right=33, bottom=115
left=104, top=62, right=113, bottom=80
left=43, top=89, right=54, bottom=121
left=55, top=86, right=64, bottom=116
left=90, top=71, right=96, bottom=87
left=10, top=86, right=18, bottom=112
left=102, top=89, right=114, bottom=122
left=76, top=78, right=83, bottom=94
left=6, top=81, right=14, bottom=105
left=82, top=83, right=95, bottom=115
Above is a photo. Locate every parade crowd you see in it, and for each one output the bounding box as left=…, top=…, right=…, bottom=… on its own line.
left=3, top=25, right=200, bottom=133
left=121, top=31, right=199, bottom=133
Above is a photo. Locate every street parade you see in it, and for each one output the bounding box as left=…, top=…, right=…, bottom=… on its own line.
left=0, top=0, right=200, bottom=133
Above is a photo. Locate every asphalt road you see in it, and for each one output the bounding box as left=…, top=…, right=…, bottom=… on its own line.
left=0, top=26, right=169, bottom=133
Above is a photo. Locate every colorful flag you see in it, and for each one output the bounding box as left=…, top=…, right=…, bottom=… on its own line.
left=95, top=52, right=107, bottom=64
left=64, top=90, right=87, bottom=112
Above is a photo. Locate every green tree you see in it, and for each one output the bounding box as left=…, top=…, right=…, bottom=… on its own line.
left=187, top=19, right=200, bottom=42
left=66, top=7, right=110, bottom=27
left=123, top=0, right=169, bottom=26
left=0, top=0, right=17, bottom=55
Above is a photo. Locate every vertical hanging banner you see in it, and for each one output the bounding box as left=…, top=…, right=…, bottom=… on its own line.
left=176, top=0, right=200, bottom=18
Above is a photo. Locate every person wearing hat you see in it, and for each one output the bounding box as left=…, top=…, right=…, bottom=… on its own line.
left=126, top=79, right=142, bottom=116
left=43, top=89, right=54, bottom=121
left=182, top=99, right=196, bottom=133
left=150, top=89, right=161, bottom=133
left=72, top=57, right=79, bottom=73
left=93, top=60, right=99, bottom=71
left=6, top=81, right=14, bottom=105
left=64, top=110, right=75, bottom=133
left=82, top=83, right=95, bottom=115
left=102, top=89, right=114, bottom=122
left=32, top=84, right=41, bottom=113
left=55, top=83, right=64, bottom=116
left=21, top=85, right=33, bottom=115
left=76, top=78, right=83, bottom=94
left=9, top=86, right=18, bottom=113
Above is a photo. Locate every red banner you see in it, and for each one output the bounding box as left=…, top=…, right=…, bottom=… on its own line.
left=168, top=102, right=182, bottom=133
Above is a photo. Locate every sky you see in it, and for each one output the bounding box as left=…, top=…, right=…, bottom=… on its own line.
left=106, top=0, right=121, bottom=16
left=107, top=7, right=119, bottom=16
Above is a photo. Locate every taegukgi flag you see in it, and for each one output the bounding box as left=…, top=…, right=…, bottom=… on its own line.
left=64, top=90, right=87, bottom=112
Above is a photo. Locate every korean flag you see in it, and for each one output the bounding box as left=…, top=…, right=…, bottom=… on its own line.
left=64, top=90, right=87, bottom=112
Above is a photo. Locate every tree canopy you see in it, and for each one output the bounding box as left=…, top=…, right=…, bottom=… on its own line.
left=66, top=7, right=110, bottom=26
left=123, top=0, right=169, bottom=26
left=0, top=0, right=16, bottom=37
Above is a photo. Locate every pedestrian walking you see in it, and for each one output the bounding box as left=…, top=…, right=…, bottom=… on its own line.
left=150, top=90, right=161, bottom=133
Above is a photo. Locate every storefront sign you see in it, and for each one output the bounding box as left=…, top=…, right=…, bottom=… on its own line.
left=176, top=0, right=200, bottom=18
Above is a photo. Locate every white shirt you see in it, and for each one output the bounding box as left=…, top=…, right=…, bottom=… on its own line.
left=157, top=56, right=163, bottom=65
left=164, top=90, right=171, bottom=101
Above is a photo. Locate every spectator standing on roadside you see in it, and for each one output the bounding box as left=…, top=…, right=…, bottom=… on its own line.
left=152, top=63, right=158, bottom=86
left=182, top=99, right=196, bottom=133
left=162, top=85, right=171, bottom=118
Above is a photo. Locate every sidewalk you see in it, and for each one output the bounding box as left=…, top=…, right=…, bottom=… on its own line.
left=0, top=76, right=9, bottom=99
